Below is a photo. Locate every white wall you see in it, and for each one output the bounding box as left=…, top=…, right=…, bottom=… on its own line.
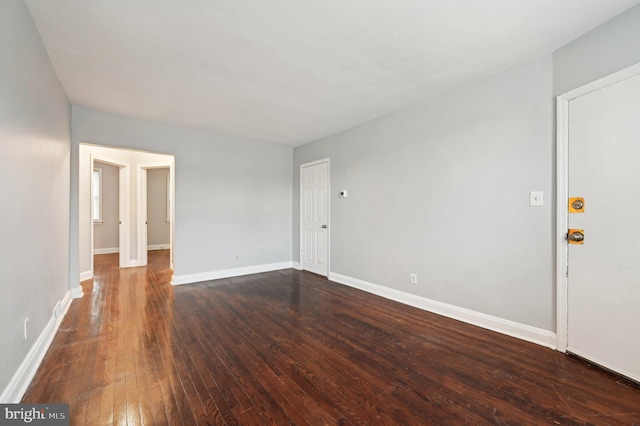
left=294, top=55, right=555, bottom=332
left=71, top=107, right=293, bottom=288
left=93, top=161, right=120, bottom=252
left=147, top=168, right=170, bottom=249
left=0, top=0, right=70, bottom=401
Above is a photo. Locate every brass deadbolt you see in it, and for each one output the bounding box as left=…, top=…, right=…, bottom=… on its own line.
left=569, top=197, right=585, bottom=213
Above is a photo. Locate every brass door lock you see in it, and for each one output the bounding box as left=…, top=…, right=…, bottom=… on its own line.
left=569, top=197, right=585, bottom=213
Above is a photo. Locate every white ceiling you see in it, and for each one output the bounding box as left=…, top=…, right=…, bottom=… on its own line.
left=25, top=0, right=639, bottom=147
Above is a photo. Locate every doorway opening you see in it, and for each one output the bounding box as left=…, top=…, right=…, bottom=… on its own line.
left=137, top=163, right=174, bottom=270
left=89, top=155, right=129, bottom=273
left=80, top=143, right=175, bottom=280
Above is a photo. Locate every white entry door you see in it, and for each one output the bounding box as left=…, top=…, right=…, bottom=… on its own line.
left=566, top=71, right=640, bottom=382
left=301, top=161, right=329, bottom=276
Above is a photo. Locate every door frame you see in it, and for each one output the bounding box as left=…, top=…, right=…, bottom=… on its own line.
left=89, top=154, right=131, bottom=271
left=136, top=161, right=175, bottom=269
left=299, top=158, right=330, bottom=276
left=555, top=62, right=640, bottom=352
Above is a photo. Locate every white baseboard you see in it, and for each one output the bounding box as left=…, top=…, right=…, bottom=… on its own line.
left=70, top=286, right=84, bottom=299
left=329, top=272, right=557, bottom=350
left=79, top=270, right=92, bottom=282
left=0, top=291, right=72, bottom=403
left=172, top=262, right=294, bottom=286
left=53, top=291, right=72, bottom=320
left=93, top=247, right=119, bottom=255
left=292, top=262, right=302, bottom=270
left=95, top=246, right=168, bottom=255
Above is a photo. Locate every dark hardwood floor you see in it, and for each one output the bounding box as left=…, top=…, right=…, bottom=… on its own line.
left=23, top=251, right=640, bottom=425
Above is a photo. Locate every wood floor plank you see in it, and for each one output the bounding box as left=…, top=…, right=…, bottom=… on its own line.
left=186, top=281, right=350, bottom=425
left=22, top=251, right=640, bottom=424
left=194, top=290, right=356, bottom=421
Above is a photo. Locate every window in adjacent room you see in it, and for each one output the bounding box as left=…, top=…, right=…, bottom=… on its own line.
left=166, top=172, right=171, bottom=223
left=92, top=168, right=103, bottom=223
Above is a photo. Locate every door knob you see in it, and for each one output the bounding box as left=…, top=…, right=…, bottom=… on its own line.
left=321, top=224, right=327, bottom=229
left=566, top=230, right=584, bottom=243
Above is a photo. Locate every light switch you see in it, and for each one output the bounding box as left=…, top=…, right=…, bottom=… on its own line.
left=529, top=191, right=543, bottom=207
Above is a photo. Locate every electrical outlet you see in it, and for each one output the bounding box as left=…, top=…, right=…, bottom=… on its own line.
left=410, top=273, right=418, bottom=285
left=24, top=317, right=29, bottom=341
left=234, top=254, right=240, bottom=261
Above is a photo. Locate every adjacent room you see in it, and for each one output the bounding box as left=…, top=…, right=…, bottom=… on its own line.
left=1, top=0, right=640, bottom=423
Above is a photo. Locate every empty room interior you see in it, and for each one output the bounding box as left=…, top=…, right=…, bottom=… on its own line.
left=2, top=0, right=640, bottom=424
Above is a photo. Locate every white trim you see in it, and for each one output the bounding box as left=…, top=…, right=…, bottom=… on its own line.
left=563, top=62, right=640, bottom=100
left=556, top=94, right=569, bottom=352
left=93, top=247, right=119, bottom=255
left=0, top=292, right=72, bottom=403
left=170, top=161, right=175, bottom=270
left=555, top=62, right=640, bottom=352
left=172, top=262, right=294, bottom=286
left=137, top=164, right=147, bottom=267
left=79, top=270, right=92, bottom=281
left=118, top=164, right=131, bottom=268
left=148, top=244, right=170, bottom=251
left=330, top=272, right=557, bottom=350
left=89, top=154, right=95, bottom=277
left=54, top=292, right=72, bottom=319
left=299, top=158, right=330, bottom=277
left=137, top=162, right=173, bottom=269
left=71, top=286, right=84, bottom=299
left=292, top=261, right=302, bottom=270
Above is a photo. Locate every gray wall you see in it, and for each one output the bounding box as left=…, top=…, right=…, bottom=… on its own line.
left=294, top=55, right=555, bottom=331
left=147, top=168, right=170, bottom=248
left=0, top=0, right=70, bottom=397
left=553, top=4, right=640, bottom=95
left=93, top=161, right=119, bottom=251
left=71, top=106, right=292, bottom=285
left=1, top=0, right=637, bottom=399
left=292, top=3, right=640, bottom=334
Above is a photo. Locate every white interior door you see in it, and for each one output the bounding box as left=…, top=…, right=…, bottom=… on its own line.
left=140, top=168, right=148, bottom=267
left=301, top=161, right=329, bottom=276
left=566, top=72, right=640, bottom=383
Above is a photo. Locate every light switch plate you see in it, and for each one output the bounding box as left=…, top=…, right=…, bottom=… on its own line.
left=529, top=191, right=543, bottom=207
